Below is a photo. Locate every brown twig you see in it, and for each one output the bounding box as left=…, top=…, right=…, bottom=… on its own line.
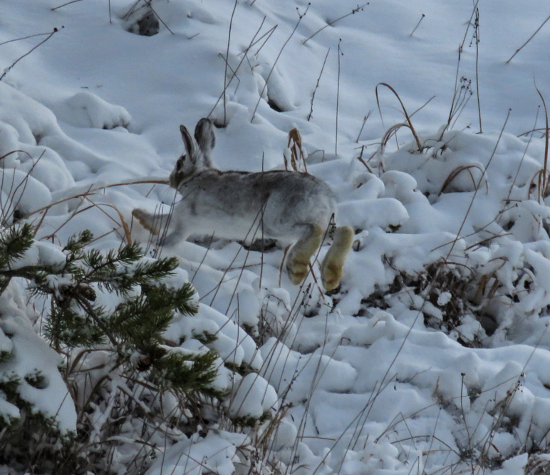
left=307, top=48, right=330, bottom=122
left=51, top=0, right=84, bottom=10
left=0, top=28, right=61, bottom=81
left=473, top=6, right=482, bottom=133
left=507, top=13, right=550, bottom=63
left=302, top=3, right=368, bottom=45
left=409, top=14, right=425, bottom=37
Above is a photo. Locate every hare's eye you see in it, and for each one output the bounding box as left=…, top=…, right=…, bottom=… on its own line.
left=176, top=157, right=184, bottom=171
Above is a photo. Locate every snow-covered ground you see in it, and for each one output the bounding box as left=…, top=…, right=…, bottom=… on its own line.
left=2, top=0, right=550, bottom=473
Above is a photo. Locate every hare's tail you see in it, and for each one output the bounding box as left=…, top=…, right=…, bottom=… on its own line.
left=132, top=208, right=171, bottom=236
left=320, top=226, right=354, bottom=291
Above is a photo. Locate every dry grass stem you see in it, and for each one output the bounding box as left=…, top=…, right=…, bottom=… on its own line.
left=507, top=13, right=550, bottom=63
left=307, top=48, right=330, bottom=122
left=0, top=27, right=60, bottom=81
left=355, top=111, right=371, bottom=142
left=409, top=13, right=425, bottom=37
left=223, top=1, right=239, bottom=126
left=251, top=5, right=309, bottom=123
left=302, top=3, right=368, bottom=45
left=376, top=83, right=423, bottom=152
left=439, top=164, right=487, bottom=195
left=535, top=83, right=549, bottom=201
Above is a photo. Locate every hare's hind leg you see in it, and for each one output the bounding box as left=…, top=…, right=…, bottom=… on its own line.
left=132, top=209, right=170, bottom=236
left=320, top=226, right=354, bottom=291
left=286, top=224, right=324, bottom=285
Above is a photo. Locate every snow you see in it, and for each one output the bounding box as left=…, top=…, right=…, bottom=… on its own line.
left=1, top=0, right=550, bottom=473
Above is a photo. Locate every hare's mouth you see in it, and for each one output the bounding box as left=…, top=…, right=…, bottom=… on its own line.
left=169, top=172, right=180, bottom=189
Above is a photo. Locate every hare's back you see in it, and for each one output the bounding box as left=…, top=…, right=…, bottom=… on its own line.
left=254, top=171, right=336, bottom=234
left=182, top=170, right=336, bottom=239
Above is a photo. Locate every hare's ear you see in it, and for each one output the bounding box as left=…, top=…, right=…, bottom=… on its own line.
left=194, top=118, right=216, bottom=165
left=180, top=124, right=198, bottom=163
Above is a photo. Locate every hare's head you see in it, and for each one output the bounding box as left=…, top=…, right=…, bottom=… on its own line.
left=169, top=118, right=216, bottom=189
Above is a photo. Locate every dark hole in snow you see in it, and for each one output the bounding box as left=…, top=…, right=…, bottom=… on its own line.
left=127, top=10, right=160, bottom=37
left=212, top=118, right=228, bottom=129
left=478, top=313, right=498, bottom=336
left=12, top=209, right=23, bottom=222
left=267, top=96, right=284, bottom=112
left=25, top=372, right=48, bottom=390
left=502, top=220, right=514, bottom=232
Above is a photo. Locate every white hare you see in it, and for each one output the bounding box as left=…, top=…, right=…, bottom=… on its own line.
left=133, top=118, right=353, bottom=291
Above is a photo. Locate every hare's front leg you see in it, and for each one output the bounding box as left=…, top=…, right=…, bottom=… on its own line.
left=320, top=226, right=354, bottom=291
left=132, top=209, right=171, bottom=236
left=161, top=218, right=190, bottom=248
left=286, top=224, right=323, bottom=286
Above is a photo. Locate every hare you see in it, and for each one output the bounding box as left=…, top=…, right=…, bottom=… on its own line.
left=133, top=118, right=353, bottom=291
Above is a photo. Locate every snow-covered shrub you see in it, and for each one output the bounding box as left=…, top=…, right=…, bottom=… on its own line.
left=0, top=224, right=227, bottom=473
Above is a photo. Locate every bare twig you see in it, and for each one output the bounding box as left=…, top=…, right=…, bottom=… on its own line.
left=473, top=6, right=482, bottom=133
left=0, top=32, right=55, bottom=46
left=303, top=3, right=368, bottom=45
left=447, top=109, right=511, bottom=257
left=507, top=13, right=550, bottom=63
left=335, top=39, right=342, bottom=155
left=409, top=14, right=425, bottom=37
left=223, top=1, right=238, bottom=127
left=251, top=5, right=309, bottom=122
left=441, top=1, right=479, bottom=139
left=355, top=111, right=371, bottom=142
left=207, top=19, right=274, bottom=120
left=51, top=0, right=84, bottom=11
left=148, top=2, right=173, bottom=35
left=0, top=28, right=61, bottom=81
left=307, top=48, right=330, bottom=121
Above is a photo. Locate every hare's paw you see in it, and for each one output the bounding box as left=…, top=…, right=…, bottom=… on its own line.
left=320, top=261, right=343, bottom=291
left=286, top=259, right=309, bottom=285
left=132, top=209, right=159, bottom=235
left=320, top=226, right=354, bottom=291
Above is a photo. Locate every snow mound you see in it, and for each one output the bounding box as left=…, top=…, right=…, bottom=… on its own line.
left=55, top=91, right=132, bottom=130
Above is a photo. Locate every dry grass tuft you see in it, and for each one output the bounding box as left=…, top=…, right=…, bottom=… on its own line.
left=285, top=128, right=308, bottom=173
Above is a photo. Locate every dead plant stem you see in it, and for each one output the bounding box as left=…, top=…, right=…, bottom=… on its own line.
left=507, top=13, right=550, bottom=63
